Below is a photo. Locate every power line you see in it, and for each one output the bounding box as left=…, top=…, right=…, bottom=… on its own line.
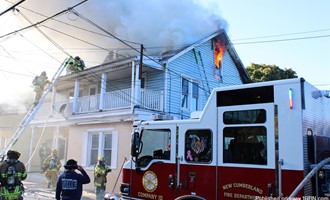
left=0, top=0, right=25, bottom=16
left=0, top=0, right=88, bottom=40
left=0, top=68, right=33, bottom=77
left=232, top=28, right=330, bottom=41
left=232, top=34, right=330, bottom=45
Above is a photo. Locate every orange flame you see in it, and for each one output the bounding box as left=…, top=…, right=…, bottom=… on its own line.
left=214, top=39, right=224, bottom=69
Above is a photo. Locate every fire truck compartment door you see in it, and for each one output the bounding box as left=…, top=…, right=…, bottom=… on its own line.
left=218, top=103, right=276, bottom=169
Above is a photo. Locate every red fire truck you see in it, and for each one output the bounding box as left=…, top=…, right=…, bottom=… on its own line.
left=120, top=78, right=330, bottom=200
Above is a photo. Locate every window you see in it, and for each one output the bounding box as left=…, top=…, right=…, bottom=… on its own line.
left=181, top=78, right=189, bottom=108
left=181, top=77, right=199, bottom=111
left=69, top=90, right=82, bottom=99
left=89, top=87, right=97, bottom=95
left=223, top=109, right=266, bottom=124
left=191, top=82, right=199, bottom=112
left=223, top=126, right=267, bottom=165
left=87, top=130, right=117, bottom=167
left=185, top=129, right=212, bottom=163
left=140, top=129, right=171, bottom=160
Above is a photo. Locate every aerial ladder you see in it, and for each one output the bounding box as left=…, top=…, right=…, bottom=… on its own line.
left=0, top=58, right=69, bottom=161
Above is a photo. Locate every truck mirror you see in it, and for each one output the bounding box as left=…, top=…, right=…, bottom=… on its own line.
left=131, top=131, right=141, bottom=157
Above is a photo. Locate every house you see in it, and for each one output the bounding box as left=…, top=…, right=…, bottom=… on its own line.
left=20, top=30, right=251, bottom=192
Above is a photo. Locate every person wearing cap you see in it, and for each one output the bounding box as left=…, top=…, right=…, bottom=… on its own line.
left=94, top=156, right=111, bottom=200
left=56, top=159, right=90, bottom=200
left=43, top=149, right=62, bottom=189
left=0, top=150, right=27, bottom=200
left=32, top=71, right=50, bottom=105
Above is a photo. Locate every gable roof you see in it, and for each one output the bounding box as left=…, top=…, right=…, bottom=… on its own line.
left=165, top=30, right=251, bottom=84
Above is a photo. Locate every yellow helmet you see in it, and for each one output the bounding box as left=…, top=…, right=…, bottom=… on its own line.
left=98, top=156, right=104, bottom=161
left=52, top=149, right=58, bottom=156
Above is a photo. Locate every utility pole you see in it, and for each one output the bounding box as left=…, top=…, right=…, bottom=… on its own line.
left=139, top=44, right=143, bottom=80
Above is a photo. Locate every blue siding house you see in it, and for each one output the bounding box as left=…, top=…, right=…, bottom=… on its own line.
left=26, top=30, right=251, bottom=192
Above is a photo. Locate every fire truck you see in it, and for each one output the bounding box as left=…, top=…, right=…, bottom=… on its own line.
left=120, top=78, right=330, bottom=200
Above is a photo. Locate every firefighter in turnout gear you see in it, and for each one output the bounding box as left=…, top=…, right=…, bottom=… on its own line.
left=94, top=156, right=111, bottom=200
left=32, top=71, right=50, bottom=106
left=0, top=150, right=27, bottom=200
left=65, top=56, right=85, bottom=74
left=43, top=149, right=62, bottom=189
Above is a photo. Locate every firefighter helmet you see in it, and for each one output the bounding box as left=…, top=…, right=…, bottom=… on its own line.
left=98, top=156, right=104, bottom=161
left=52, top=149, right=58, bottom=156
left=7, top=150, right=21, bottom=159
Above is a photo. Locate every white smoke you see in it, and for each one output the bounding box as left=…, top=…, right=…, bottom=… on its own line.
left=23, top=0, right=228, bottom=54
left=0, top=0, right=227, bottom=111
left=83, top=0, right=227, bottom=53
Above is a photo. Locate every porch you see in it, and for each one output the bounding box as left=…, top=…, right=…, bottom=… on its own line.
left=34, top=88, right=164, bottom=119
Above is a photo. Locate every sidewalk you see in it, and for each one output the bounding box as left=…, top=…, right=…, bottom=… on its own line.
left=23, top=172, right=96, bottom=200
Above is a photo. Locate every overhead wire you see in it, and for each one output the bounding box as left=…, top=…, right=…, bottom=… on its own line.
left=232, top=34, right=330, bottom=45
left=3, top=2, right=330, bottom=112
left=231, top=28, right=330, bottom=41
left=0, top=0, right=88, bottom=40
left=72, top=9, right=214, bottom=102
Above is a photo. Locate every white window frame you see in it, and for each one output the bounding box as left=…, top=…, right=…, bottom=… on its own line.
left=82, top=128, right=118, bottom=169
left=181, top=77, right=200, bottom=112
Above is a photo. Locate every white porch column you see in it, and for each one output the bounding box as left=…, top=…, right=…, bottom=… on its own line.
left=50, top=86, right=56, bottom=116
left=27, top=126, right=36, bottom=172
left=72, top=79, right=80, bottom=114
left=54, top=126, right=60, bottom=150
left=99, top=73, right=107, bottom=111
left=134, top=62, right=141, bottom=108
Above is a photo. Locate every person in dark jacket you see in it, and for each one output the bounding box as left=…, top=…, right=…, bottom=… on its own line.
left=0, top=150, right=27, bottom=200
left=55, top=159, right=90, bottom=200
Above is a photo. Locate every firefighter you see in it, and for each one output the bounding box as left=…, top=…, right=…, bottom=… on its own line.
left=0, top=150, right=27, bottom=200
left=66, top=56, right=85, bottom=74
left=94, top=156, right=111, bottom=200
left=43, top=149, right=62, bottom=189
left=32, top=71, right=50, bottom=105
left=39, top=142, right=51, bottom=172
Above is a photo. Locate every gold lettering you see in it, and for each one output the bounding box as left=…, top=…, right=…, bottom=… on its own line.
left=137, top=192, right=158, bottom=200
left=224, top=192, right=233, bottom=197
left=231, top=183, right=263, bottom=194
left=223, top=183, right=233, bottom=190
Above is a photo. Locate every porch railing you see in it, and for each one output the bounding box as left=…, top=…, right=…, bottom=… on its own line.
left=33, top=88, right=163, bottom=119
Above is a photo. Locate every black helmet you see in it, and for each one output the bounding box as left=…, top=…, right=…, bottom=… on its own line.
left=7, top=150, right=21, bottom=159
left=74, top=56, right=80, bottom=60
left=64, top=159, right=78, bottom=170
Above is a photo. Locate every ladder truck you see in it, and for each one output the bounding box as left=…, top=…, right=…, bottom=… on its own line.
left=0, top=58, right=68, bottom=161
left=121, top=78, right=330, bottom=199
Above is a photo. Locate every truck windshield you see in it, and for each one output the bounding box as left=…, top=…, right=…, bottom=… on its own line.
left=139, top=129, right=171, bottom=160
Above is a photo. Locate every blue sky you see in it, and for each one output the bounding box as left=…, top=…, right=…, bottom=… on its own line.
left=218, top=0, right=330, bottom=89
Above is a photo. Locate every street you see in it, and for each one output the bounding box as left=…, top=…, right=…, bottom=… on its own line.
left=22, top=172, right=96, bottom=200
